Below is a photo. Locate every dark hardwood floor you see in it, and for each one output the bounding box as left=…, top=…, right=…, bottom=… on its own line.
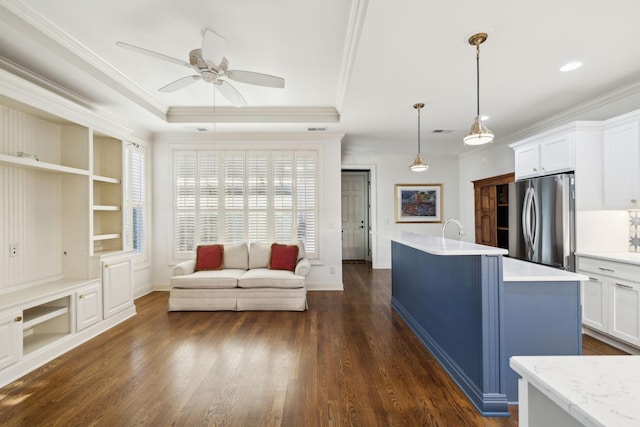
left=0, top=264, right=627, bottom=426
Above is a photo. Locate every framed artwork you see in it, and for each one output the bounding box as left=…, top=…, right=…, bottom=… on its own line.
left=394, top=184, right=442, bottom=223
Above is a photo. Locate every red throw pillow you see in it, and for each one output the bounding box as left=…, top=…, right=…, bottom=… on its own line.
left=269, top=243, right=299, bottom=272
left=195, top=244, right=224, bottom=271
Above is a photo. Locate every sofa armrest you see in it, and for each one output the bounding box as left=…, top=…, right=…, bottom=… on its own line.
left=173, top=260, right=196, bottom=276
left=295, top=258, right=311, bottom=276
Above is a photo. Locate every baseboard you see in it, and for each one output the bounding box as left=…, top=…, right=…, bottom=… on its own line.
left=582, top=327, right=640, bottom=355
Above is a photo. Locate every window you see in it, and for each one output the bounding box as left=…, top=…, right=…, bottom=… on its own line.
left=124, top=142, right=148, bottom=262
left=174, top=149, right=318, bottom=259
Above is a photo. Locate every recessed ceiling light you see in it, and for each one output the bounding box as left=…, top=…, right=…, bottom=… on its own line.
left=559, top=61, right=583, bottom=72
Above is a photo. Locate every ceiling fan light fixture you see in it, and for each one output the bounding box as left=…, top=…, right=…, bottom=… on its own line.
left=464, top=32, right=494, bottom=146
left=409, top=102, right=429, bottom=172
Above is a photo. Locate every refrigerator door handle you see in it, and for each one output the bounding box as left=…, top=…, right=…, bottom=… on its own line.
left=522, top=187, right=532, bottom=256
left=530, top=187, right=539, bottom=251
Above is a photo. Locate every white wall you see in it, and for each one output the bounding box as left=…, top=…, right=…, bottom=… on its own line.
left=343, top=152, right=460, bottom=268
left=151, top=132, right=344, bottom=291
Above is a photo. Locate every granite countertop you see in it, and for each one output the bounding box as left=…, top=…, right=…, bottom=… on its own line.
left=377, top=231, right=508, bottom=256
left=510, top=355, right=640, bottom=427
left=575, top=251, right=640, bottom=267
left=503, top=257, right=588, bottom=282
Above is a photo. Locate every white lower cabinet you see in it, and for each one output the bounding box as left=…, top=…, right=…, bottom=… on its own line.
left=103, top=255, right=133, bottom=319
left=76, top=281, right=103, bottom=331
left=581, top=275, right=608, bottom=331
left=0, top=310, right=22, bottom=370
left=609, top=280, right=640, bottom=346
left=578, top=256, right=640, bottom=348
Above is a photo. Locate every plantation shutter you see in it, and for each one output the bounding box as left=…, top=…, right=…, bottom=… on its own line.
left=247, top=151, right=269, bottom=242
left=296, top=151, right=317, bottom=255
left=198, top=151, right=219, bottom=243
left=130, top=147, right=146, bottom=254
left=224, top=151, right=245, bottom=243
left=175, top=151, right=197, bottom=254
left=272, top=151, right=294, bottom=242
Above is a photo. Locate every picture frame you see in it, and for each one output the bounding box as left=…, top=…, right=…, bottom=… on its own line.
left=394, top=184, right=442, bottom=223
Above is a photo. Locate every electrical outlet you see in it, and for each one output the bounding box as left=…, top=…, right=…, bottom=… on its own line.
left=9, top=244, right=18, bottom=257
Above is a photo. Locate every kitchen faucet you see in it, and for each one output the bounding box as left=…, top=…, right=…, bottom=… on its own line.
left=442, top=218, right=465, bottom=241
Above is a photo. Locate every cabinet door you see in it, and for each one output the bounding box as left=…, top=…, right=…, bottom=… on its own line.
left=540, top=134, right=573, bottom=175
left=0, top=310, right=23, bottom=370
left=103, top=256, right=133, bottom=318
left=514, top=144, right=540, bottom=180
left=603, top=121, right=640, bottom=208
left=581, top=275, right=608, bottom=332
left=608, top=280, right=640, bottom=347
left=77, top=281, right=103, bottom=331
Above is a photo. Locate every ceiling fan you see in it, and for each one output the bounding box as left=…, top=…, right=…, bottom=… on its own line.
left=116, top=29, right=285, bottom=107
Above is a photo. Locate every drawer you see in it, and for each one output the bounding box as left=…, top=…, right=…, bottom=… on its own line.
left=577, top=256, right=640, bottom=283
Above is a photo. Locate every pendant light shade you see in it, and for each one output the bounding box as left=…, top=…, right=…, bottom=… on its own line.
left=409, top=103, right=429, bottom=172
left=463, top=32, right=494, bottom=146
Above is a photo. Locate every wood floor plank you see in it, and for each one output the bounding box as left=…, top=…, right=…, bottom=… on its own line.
left=0, top=264, right=628, bottom=426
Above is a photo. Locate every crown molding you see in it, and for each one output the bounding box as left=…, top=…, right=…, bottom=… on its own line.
left=166, top=106, right=340, bottom=124
left=1, top=0, right=168, bottom=121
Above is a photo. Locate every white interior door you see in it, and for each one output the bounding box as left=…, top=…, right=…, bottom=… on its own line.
left=341, top=172, right=368, bottom=260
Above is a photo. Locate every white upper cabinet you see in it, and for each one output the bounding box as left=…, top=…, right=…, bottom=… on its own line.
left=511, top=128, right=575, bottom=180
left=603, top=111, right=640, bottom=209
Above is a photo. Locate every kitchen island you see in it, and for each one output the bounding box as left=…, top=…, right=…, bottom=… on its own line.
left=384, top=231, right=586, bottom=416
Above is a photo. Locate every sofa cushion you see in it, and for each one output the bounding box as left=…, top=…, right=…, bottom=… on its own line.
left=170, top=269, right=246, bottom=289
left=249, top=242, right=271, bottom=269
left=195, top=244, right=224, bottom=271
left=269, top=243, right=299, bottom=271
left=238, top=268, right=305, bottom=289
left=224, top=242, right=249, bottom=270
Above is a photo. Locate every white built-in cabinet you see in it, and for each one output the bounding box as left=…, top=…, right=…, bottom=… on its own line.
left=578, top=255, right=640, bottom=349
left=76, top=280, right=102, bottom=331
left=511, top=132, right=574, bottom=180
left=0, top=69, right=136, bottom=387
left=602, top=111, right=640, bottom=209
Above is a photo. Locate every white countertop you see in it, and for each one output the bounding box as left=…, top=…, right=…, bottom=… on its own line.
left=377, top=231, right=508, bottom=256
left=576, top=251, right=640, bottom=267
left=503, top=257, right=588, bottom=282
left=510, top=355, right=640, bottom=427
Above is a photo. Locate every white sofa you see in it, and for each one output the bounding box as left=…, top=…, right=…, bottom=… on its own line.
left=169, top=242, right=310, bottom=311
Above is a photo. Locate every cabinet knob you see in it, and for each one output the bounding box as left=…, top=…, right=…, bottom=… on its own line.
left=533, top=168, right=538, bottom=172
left=79, top=294, right=85, bottom=299
left=632, top=199, right=637, bottom=204
left=104, top=264, right=109, bottom=268
left=14, top=316, right=22, bottom=322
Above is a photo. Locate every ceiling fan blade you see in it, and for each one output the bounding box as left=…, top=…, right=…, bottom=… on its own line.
left=227, top=70, right=285, bottom=88
left=159, top=75, right=201, bottom=92
left=201, top=29, right=226, bottom=67
left=116, top=41, right=191, bottom=68
left=216, top=80, right=247, bottom=107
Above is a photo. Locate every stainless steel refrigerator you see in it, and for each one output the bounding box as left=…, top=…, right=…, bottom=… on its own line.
left=508, top=173, right=576, bottom=271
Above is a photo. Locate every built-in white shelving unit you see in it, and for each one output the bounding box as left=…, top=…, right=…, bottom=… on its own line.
left=0, top=69, right=136, bottom=388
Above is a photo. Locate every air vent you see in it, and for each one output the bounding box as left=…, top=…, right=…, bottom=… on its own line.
left=307, top=127, right=328, bottom=132
left=432, top=129, right=454, bottom=134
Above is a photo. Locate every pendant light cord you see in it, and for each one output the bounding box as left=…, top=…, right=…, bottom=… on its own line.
left=417, top=106, right=421, bottom=154
left=476, top=42, right=481, bottom=117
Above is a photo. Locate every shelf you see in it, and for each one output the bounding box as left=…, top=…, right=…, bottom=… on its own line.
left=93, top=174, right=120, bottom=184
left=497, top=227, right=509, bottom=231
left=0, top=153, right=90, bottom=176
left=23, top=332, right=69, bottom=355
left=23, top=306, right=69, bottom=330
left=93, top=205, right=120, bottom=211
left=93, top=233, right=121, bottom=241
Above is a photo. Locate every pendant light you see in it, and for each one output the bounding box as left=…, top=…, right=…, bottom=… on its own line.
left=409, top=103, right=429, bottom=172
left=463, top=32, right=494, bottom=146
